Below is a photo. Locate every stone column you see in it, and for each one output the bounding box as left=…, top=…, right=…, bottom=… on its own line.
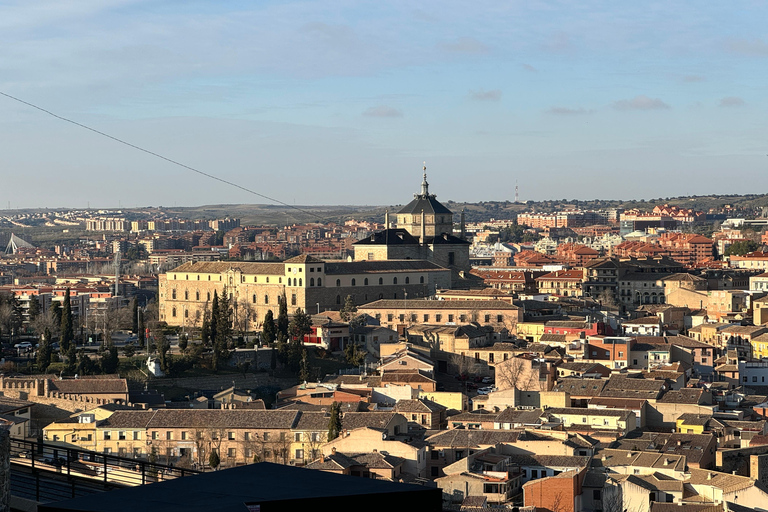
left=0, top=429, right=9, bottom=512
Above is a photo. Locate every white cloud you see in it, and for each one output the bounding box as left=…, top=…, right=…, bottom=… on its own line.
left=439, top=37, right=489, bottom=54
left=547, top=107, right=592, bottom=115
left=613, top=95, right=670, bottom=111
left=469, top=89, right=502, bottom=101
left=362, top=106, right=403, bottom=118
left=726, top=38, right=768, bottom=56
left=719, top=96, right=745, bottom=107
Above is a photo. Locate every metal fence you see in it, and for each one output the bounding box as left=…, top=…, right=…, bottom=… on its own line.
left=9, top=437, right=201, bottom=503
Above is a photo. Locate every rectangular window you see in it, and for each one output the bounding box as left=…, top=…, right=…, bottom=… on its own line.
left=244, top=432, right=250, bottom=441
left=118, top=431, right=126, bottom=441
left=264, top=432, right=270, bottom=441
left=133, top=431, right=140, bottom=440
left=484, top=315, right=490, bottom=322
left=228, top=432, right=236, bottom=440
left=489, top=353, right=494, bottom=363
left=181, top=431, right=187, bottom=440
left=228, top=448, right=236, bottom=458
left=294, top=433, right=302, bottom=442
left=436, top=314, right=442, bottom=322
left=448, top=314, right=454, bottom=322
left=423, top=314, right=429, bottom=322
left=104, top=431, right=111, bottom=440
left=166, top=431, right=172, bottom=440
left=295, top=449, right=304, bottom=460
left=399, top=314, right=405, bottom=322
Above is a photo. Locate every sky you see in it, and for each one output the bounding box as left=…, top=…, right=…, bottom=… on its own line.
left=1, top=1, right=767, bottom=209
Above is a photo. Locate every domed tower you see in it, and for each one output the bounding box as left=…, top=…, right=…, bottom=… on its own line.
left=395, top=164, right=454, bottom=242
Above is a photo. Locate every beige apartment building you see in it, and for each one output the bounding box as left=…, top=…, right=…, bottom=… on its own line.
left=44, top=409, right=330, bottom=468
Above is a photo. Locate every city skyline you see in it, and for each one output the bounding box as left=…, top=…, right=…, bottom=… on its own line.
left=1, top=1, right=767, bottom=209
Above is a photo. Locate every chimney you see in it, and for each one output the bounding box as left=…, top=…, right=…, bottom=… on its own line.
left=385, top=209, right=390, bottom=229
left=331, top=447, right=336, bottom=454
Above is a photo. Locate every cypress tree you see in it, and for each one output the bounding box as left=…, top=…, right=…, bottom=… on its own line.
left=277, top=294, right=288, bottom=337
left=328, top=402, right=342, bottom=441
left=28, top=295, right=41, bottom=322
left=65, top=343, right=77, bottom=375
left=37, top=328, right=53, bottom=373
left=137, top=310, right=145, bottom=349
left=210, top=291, right=219, bottom=347
left=262, top=310, right=276, bottom=345
left=61, top=288, right=74, bottom=352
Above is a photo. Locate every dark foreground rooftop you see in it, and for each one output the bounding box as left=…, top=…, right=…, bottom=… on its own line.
left=38, top=462, right=441, bottom=512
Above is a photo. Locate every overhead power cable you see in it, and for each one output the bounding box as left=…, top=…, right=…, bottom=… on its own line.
left=0, top=91, right=319, bottom=220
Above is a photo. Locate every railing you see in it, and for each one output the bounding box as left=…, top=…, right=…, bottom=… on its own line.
left=9, top=437, right=202, bottom=503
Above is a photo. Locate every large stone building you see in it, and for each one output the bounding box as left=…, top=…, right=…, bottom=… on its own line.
left=353, top=168, right=471, bottom=284
left=159, top=256, right=451, bottom=328
left=158, top=170, right=470, bottom=328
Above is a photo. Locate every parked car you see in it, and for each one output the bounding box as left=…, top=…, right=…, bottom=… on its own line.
left=476, top=386, right=495, bottom=395
left=481, top=376, right=494, bottom=384
left=14, top=342, right=33, bottom=350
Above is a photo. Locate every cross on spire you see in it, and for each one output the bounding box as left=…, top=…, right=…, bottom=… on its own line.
left=420, top=161, right=429, bottom=197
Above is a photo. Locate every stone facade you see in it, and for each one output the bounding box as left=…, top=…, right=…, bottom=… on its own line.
left=159, top=256, right=452, bottom=328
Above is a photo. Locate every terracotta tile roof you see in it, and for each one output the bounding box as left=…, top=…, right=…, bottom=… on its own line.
left=342, top=412, right=400, bottom=431
left=169, top=261, right=284, bottom=275
left=50, top=378, right=128, bottom=395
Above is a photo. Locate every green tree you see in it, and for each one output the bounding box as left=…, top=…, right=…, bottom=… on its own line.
left=210, top=291, right=220, bottom=347
left=60, top=288, right=74, bottom=352
left=298, top=348, right=310, bottom=382
left=65, top=343, right=78, bottom=375
left=37, top=328, right=53, bottom=373
left=123, top=342, right=136, bottom=358
left=339, top=295, right=357, bottom=322
left=724, top=240, right=759, bottom=257
left=262, top=309, right=276, bottom=345
left=209, top=450, right=220, bottom=470
left=28, top=295, right=41, bottom=322
left=50, top=301, right=62, bottom=334
left=100, top=344, right=119, bottom=374
left=138, top=309, right=145, bottom=348
left=277, top=294, right=289, bottom=337
left=288, top=308, right=312, bottom=342
left=178, top=333, right=188, bottom=354
left=328, top=402, right=342, bottom=441
left=77, top=349, right=97, bottom=375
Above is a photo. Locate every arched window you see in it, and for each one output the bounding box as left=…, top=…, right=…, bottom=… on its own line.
left=184, top=309, right=189, bottom=318
left=405, top=277, right=410, bottom=284
left=420, top=276, right=424, bottom=284
left=317, top=278, right=322, bottom=286
left=364, top=278, right=369, bottom=286
left=265, top=295, right=269, bottom=304
left=379, top=278, right=383, bottom=285
left=186, top=275, right=189, bottom=280
left=336, top=279, right=341, bottom=287
left=195, top=291, right=200, bottom=301
left=172, top=289, right=177, bottom=300
left=351, top=278, right=356, bottom=286
left=336, top=295, right=341, bottom=305
left=299, top=278, right=302, bottom=286
left=184, top=290, right=189, bottom=300
left=252, top=294, right=257, bottom=304
left=172, top=307, right=177, bottom=317
left=207, top=292, right=211, bottom=301
left=310, top=278, right=315, bottom=286
left=393, top=277, right=398, bottom=285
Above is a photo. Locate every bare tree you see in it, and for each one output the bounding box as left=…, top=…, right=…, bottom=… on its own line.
left=450, top=352, right=473, bottom=376
left=31, top=310, right=59, bottom=339
left=495, top=356, right=538, bottom=391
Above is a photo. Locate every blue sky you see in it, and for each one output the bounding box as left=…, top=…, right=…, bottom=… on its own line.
left=1, top=1, right=767, bottom=209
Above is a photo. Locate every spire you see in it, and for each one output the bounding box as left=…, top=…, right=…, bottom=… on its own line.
left=420, top=161, right=429, bottom=197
